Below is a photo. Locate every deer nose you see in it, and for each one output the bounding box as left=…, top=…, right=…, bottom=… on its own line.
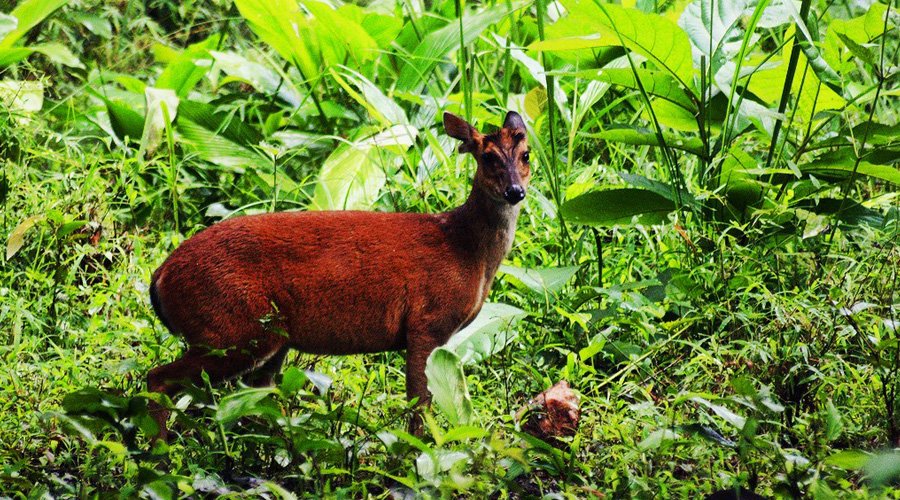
left=503, top=185, right=526, bottom=204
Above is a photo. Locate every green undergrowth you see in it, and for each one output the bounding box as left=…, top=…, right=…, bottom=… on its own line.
left=1, top=0, right=899, bottom=497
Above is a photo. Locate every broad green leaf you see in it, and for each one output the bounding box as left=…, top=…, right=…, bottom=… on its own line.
left=678, top=0, right=753, bottom=85
left=425, top=348, right=472, bottom=426
left=570, top=68, right=696, bottom=111
left=236, top=0, right=377, bottom=81
left=140, top=87, right=179, bottom=155
left=71, top=12, right=112, bottom=38
left=532, top=1, right=693, bottom=83
left=691, top=397, right=746, bottom=429
left=0, top=0, right=67, bottom=49
left=345, top=5, right=402, bottom=49
left=618, top=172, right=695, bottom=207
left=396, top=3, right=512, bottom=92
left=304, top=1, right=378, bottom=69
left=31, top=42, right=83, bottom=68
left=6, top=214, right=43, bottom=260
left=155, top=35, right=221, bottom=97
left=177, top=118, right=269, bottom=171
left=824, top=450, right=870, bottom=469
left=0, top=14, right=16, bottom=40
left=309, top=143, right=387, bottom=210
left=234, top=0, right=321, bottom=80
left=216, top=388, right=281, bottom=425
left=562, top=188, right=676, bottom=227
left=444, top=302, right=526, bottom=365
left=177, top=100, right=263, bottom=148
left=416, top=449, right=470, bottom=486
left=499, top=265, right=578, bottom=296
left=649, top=98, right=703, bottom=132
left=330, top=68, right=407, bottom=127
left=825, top=399, right=842, bottom=442
left=279, top=367, right=308, bottom=396
left=799, top=154, right=900, bottom=185
left=584, top=125, right=705, bottom=157
left=97, top=95, right=144, bottom=142
left=835, top=33, right=876, bottom=67
left=798, top=198, right=885, bottom=228
left=355, top=124, right=418, bottom=150
left=638, top=429, right=679, bottom=451
left=211, top=50, right=303, bottom=107
left=174, top=99, right=270, bottom=171
left=0, top=47, right=33, bottom=67
left=0, top=80, right=43, bottom=113
left=720, top=148, right=764, bottom=208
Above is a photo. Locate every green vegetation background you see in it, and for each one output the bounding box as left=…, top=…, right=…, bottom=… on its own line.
left=0, top=0, right=898, bottom=497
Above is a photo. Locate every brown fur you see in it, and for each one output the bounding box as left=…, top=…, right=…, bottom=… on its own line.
left=146, top=111, right=531, bottom=440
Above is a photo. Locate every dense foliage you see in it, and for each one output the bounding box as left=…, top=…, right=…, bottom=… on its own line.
left=1, top=0, right=898, bottom=496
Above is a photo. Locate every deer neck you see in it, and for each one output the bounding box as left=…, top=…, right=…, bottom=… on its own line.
left=445, top=184, right=521, bottom=278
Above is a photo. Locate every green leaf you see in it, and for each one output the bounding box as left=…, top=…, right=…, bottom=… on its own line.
left=177, top=100, right=263, bottom=148
left=278, top=367, right=308, bottom=396
left=0, top=13, right=16, bottom=40
left=309, top=143, right=386, bottom=210
left=216, top=388, right=280, bottom=425
left=619, top=172, right=695, bottom=207
left=825, top=450, right=870, bottom=470
left=6, top=214, right=43, bottom=260
left=155, top=35, right=221, bottom=97
left=177, top=118, right=268, bottom=172
left=99, top=96, right=145, bottom=142
left=396, top=3, right=512, bottom=92
left=0, top=80, right=43, bottom=113
left=720, top=148, right=764, bottom=208
left=0, top=0, right=67, bottom=49
left=691, top=397, right=746, bottom=429
left=499, top=265, right=578, bottom=296
left=799, top=153, right=900, bottom=185
left=0, top=47, right=33, bottom=66
left=309, top=125, right=416, bottom=210
left=31, top=42, right=83, bottom=68
left=235, top=0, right=378, bottom=81
left=444, top=303, right=526, bottom=365
left=825, top=399, right=842, bottom=442
left=71, top=12, right=112, bottom=38
left=211, top=50, right=303, bottom=106
left=798, top=198, right=885, bottom=228
left=638, top=429, right=679, bottom=451
left=678, top=0, right=752, bottom=85
left=234, top=0, right=321, bottom=80
left=330, top=67, right=407, bottom=127
left=531, top=1, right=693, bottom=83
left=561, top=188, right=676, bottom=227
left=585, top=125, right=705, bottom=157
left=570, top=68, right=696, bottom=111
left=425, top=348, right=472, bottom=426
left=140, top=87, right=179, bottom=156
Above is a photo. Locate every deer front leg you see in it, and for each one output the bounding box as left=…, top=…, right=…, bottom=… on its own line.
left=404, top=332, right=442, bottom=435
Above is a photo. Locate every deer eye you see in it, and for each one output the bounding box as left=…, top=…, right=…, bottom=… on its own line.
left=522, top=151, right=530, bottom=163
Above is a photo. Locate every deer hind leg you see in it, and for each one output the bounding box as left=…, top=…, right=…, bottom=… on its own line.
left=146, top=336, right=287, bottom=442
left=243, top=345, right=289, bottom=387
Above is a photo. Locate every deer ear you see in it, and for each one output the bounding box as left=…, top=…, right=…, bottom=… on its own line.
left=444, top=112, right=479, bottom=153
left=503, top=111, right=526, bottom=130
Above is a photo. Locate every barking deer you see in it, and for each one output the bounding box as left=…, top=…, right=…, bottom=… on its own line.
left=147, top=111, right=531, bottom=440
